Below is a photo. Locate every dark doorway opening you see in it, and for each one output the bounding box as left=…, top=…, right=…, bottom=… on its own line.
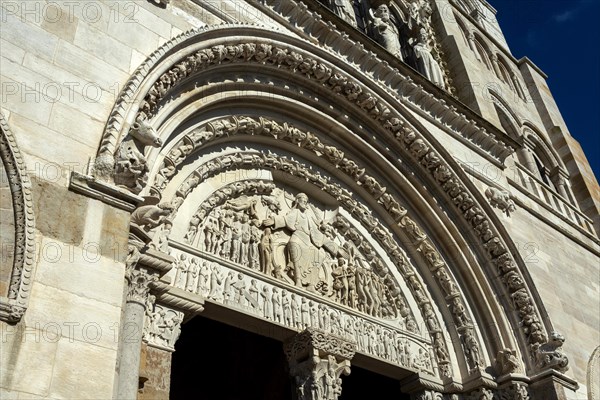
left=340, top=365, right=410, bottom=400
left=170, top=316, right=293, bottom=400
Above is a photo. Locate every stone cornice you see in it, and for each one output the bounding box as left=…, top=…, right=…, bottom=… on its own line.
left=0, top=114, right=36, bottom=323
left=69, top=172, right=144, bottom=212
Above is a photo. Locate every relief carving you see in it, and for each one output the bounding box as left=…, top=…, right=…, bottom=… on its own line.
left=369, top=5, right=403, bottom=59
left=114, top=120, right=162, bottom=194
left=143, top=304, right=184, bottom=351
left=494, top=348, right=522, bottom=375
left=169, top=250, right=436, bottom=375
left=533, top=331, right=569, bottom=372
left=285, top=328, right=355, bottom=400
left=485, top=187, right=516, bottom=216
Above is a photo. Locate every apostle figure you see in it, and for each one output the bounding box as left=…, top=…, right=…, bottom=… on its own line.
left=327, top=0, right=357, bottom=27
left=413, top=28, right=445, bottom=88
left=370, top=4, right=403, bottom=60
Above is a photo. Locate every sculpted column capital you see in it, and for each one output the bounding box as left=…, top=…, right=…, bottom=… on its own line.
left=284, top=329, right=356, bottom=400
left=125, top=268, right=158, bottom=305
left=124, top=240, right=175, bottom=306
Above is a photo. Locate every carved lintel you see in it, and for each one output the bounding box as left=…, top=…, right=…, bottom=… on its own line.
left=285, top=329, right=356, bottom=400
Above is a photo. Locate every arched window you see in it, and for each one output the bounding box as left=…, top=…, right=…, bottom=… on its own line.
left=473, top=37, right=492, bottom=69
left=454, top=13, right=470, bottom=46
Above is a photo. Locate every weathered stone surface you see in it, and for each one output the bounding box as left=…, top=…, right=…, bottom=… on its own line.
left=0, top=0, right=597, bottom=399
left=31, top=178, right=88, bottom=245
left=138, top=344, right=172, bottom=400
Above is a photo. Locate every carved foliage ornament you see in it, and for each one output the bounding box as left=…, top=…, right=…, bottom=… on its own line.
left=0, top=114, right=36, bottom=323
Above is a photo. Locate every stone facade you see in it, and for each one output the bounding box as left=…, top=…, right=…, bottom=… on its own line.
left=0, top=0, right=598, bottom=399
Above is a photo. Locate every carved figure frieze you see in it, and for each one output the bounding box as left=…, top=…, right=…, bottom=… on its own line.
left=168, top=249, right=437, bottom=375
left=155, top=141, right=468, bottom=375
left=143, top=303, right=183, bottom=351
left=186, top=186, right=415, bottom=328
left=143, top=115, right=497, bottom=358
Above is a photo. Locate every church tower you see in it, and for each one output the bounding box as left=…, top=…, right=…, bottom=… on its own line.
left=1, top=1, right=598, bottom=399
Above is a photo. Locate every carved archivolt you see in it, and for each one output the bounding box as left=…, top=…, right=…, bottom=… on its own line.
left=91, top=27, right=553, bottom=371
left=0, top=114, right=36, bottom=323
left=162, top=144, right=484, bottom=377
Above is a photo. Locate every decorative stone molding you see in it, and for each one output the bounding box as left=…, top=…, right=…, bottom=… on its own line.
left=91, top=26, right=557, bottom=372
left=164, top=148, right=460, bottom=375
left=93, top=25, right=514, bottom=173
left=485, top=186, right=515, bottom=216
left=588, top=346, right=600, bottom=400
left=69, top=171, right=143, bottom=212
left=284, top=328, right=356, bottom=400
left=0, top=114, right=36, bottom=323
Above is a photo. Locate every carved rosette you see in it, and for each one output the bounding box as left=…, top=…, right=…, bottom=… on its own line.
left=285, top=328, right=356, bottom=400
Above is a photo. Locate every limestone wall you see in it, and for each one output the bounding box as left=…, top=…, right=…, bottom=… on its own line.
left=0, top=1, right=598, bottom=399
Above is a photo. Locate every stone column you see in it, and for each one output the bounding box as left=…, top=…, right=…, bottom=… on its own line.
left=115, top=245, right=174, bottom=400
left=117, top=267, right=157, bottom=400
left=467, top=32, right=477, bottom=56
left=284, top=328, right=356, bottom=400
left=511, top=72, right=527, bottom=100
left=491, top=54, right=503, bottom=79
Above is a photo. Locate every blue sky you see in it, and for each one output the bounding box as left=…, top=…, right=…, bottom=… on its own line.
left=491, top=0, right=600, bottom=180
